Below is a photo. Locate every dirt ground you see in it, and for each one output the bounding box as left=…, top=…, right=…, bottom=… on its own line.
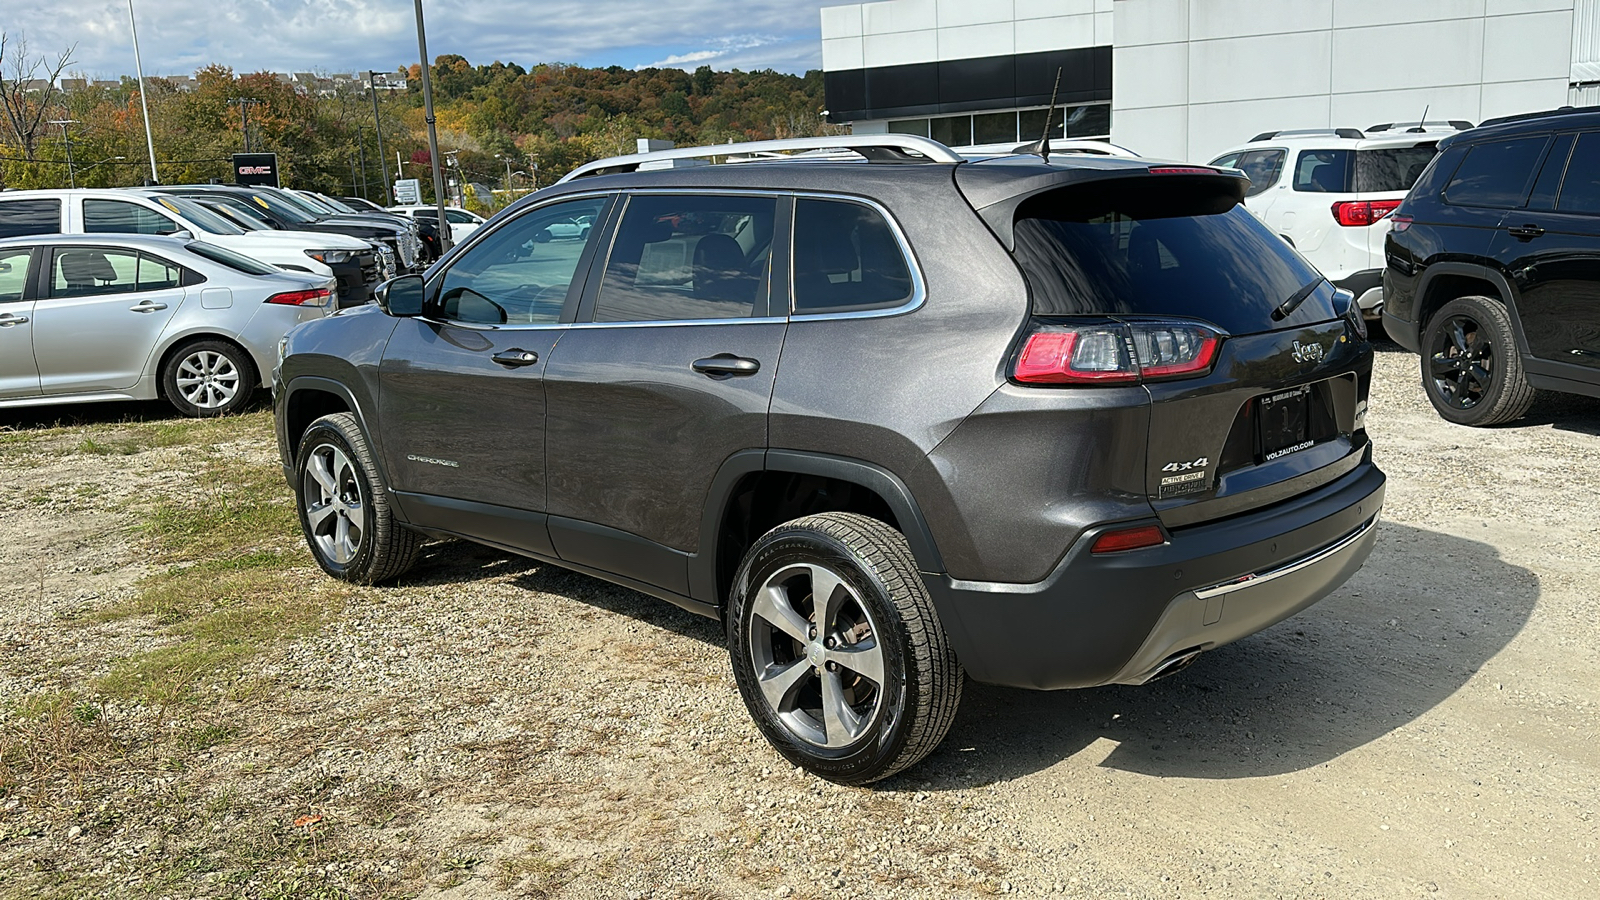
left=2, top=342, right=1598, bottom=899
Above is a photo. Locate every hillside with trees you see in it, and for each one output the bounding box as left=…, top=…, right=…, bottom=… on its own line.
left=0, top=36, right=835, bottom=205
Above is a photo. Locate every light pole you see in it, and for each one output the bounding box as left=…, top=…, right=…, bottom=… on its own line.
left=363, top=71, right=391, bottom=204
left=496, top=153, right=512, bottom=192
left=127, top=0, right=159, bottom=183
left=413, top=0, right=451, bottom=249
left=48, top=118, right=78, bottom=188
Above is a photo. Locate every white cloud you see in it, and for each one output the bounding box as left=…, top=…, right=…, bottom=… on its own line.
left=2, top=0, right=833, bottom=79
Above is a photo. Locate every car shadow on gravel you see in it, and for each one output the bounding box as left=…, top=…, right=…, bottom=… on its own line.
left=0, top=394, right=273, bottom=429
left=907, top=520, right=1538, bottom=788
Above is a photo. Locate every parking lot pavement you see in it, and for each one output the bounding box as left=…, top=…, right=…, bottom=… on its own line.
left=1, top=343, right=1597, bottom=898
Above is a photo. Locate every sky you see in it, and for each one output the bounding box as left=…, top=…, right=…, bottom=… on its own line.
left=2, top=0, right=838, bottom=80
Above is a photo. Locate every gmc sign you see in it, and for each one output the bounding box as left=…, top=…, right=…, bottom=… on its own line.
left=232, top=153, right=280, bottom=187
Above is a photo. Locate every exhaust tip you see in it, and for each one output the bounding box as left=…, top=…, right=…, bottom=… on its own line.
left=1145, top=647, right=1204, bottom=682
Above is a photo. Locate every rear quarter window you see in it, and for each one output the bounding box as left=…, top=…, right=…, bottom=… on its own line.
left=1443, top=136, right=1549, bottom=208
left=791, top=198, right=915, bottom=315
left=1293, top=150, right=1352, bottom=193
left=0, top=199, right=63, bottom=238
left=1354, top=144, right=1438, bottom=192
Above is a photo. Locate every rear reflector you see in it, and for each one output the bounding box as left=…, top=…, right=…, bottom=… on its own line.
left=265, top=287, right=334, bottom=307
left=1331, top=200, right=1403, bottom=227
left=1091, top=525, right=1166, bottom=554
left=1013, top=320, right=1222, bottom=385
left=1389, top=214, right=1414, bottom=233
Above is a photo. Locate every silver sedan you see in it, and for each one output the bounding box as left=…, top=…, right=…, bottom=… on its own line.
left=0, top=233, right=339, bottom=417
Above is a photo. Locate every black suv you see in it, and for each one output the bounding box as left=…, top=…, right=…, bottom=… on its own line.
left=1384, top=106, right=1600, bottom=425
left=273, top=136, right=1385, bottom=783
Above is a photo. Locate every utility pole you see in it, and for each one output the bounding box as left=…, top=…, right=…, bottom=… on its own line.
left=355, top=125, right=369, bottom=198
left=128, top=0, right=159, bottom=183
left=413, top=0, right=450, bottom=249
left=48, top=119, right=78, bottom=188
left=229, top=98, right=261, bottom=152
left=364, top=71, right=391, bottom=204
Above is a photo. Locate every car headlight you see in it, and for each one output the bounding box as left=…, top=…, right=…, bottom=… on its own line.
left=305, top=249, right=353, bottom=264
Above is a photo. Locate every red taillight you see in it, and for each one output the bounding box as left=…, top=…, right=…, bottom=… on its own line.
left=1013, top=321, right=1223, bottom=386
left=1091, top=524, right=1166, bottom=554
left=1331, top=200, right=1403, bottom=227
left=1389, top=214, right=1414, bottom=233
left=265, top=287, right=333, bottom=307
left=1147, top=166, right=1217, bottom=176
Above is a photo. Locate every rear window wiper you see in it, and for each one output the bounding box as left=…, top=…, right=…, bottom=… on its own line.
left=1272, top=278, right=1323, bottom=321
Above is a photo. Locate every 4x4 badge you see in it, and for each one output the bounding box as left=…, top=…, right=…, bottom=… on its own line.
left=1292, top=340, right=1326, bottom=363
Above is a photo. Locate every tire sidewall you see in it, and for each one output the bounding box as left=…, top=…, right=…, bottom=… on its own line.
left=293, top=418, right=382, bottom=582
left=162, top=340, right=256, bottom=418
left=1422, top=296, right=1513, bottom=426
left=727, top=527, right=914, bottom=782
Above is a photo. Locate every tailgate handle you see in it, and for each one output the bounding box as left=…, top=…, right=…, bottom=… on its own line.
left=1507, top=223, right=1545, bottom=241
left=491, top=348, right=539, bottom=368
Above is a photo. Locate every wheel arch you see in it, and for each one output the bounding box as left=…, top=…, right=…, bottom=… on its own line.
left=153, top=333, right=262, bottom=398
left=1415, top=262, right=1530, bottom=357
left=278, top=376, right=394, bottom=492
left=691, top=450, right=946, bottom=610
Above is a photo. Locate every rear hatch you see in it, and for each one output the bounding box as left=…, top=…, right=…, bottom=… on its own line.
left=974, top=166, right=1371, bottom=529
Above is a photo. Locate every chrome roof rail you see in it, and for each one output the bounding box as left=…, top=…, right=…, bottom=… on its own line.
left=558, top=134, right=964, bottom=183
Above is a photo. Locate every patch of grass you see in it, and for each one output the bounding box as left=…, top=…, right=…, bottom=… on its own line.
left=74, top=435, right=141, bottom=456
left=0, top=693, right=125, bottom=799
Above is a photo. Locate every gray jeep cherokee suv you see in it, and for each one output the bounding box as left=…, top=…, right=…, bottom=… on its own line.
left=273, top=135, right=1385, bottom=784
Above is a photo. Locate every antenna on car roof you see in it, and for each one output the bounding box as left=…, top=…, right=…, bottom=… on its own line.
left=1408, top=105, right=1430, bottom=133
left=1014, top=67, right=1063, bottom=162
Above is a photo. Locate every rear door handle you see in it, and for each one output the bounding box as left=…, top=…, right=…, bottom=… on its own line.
left=692, top=354, right=760, bottom=377
left=130, top=300, right=168, bottom=312
left=491, top=348, right=540, bottom=368
left=1507, top=223, right=1545, bottom=240
left=0, top=313, right=28, bottom=326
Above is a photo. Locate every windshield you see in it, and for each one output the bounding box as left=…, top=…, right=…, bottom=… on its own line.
left=1011, top=179, right=1336, bottom=334
left=241, top=190, right=318, bottom=224
left=150, top=194, right=245, bottom=236
left=316, top=194, right=359, bottom=214
left=185, top=241, right=280, bottom=275
left=270, top=189, right=333, bottom=216
left=199, top=200, right=267, bottom=230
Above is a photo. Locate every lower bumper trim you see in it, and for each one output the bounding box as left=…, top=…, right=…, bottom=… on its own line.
left=1195, top=514, right=1378, bottom=600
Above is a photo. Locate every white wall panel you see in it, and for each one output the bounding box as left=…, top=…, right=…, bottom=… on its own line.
left=821, top=4, right=865, bottom=39
left=1481, top=77, right=1572, bottom=116
left=1483, top=10, right=1576, bottom=81
left=937, top=0, right=1013, bottom=28
left=1486, top=0, right=1573, bottom=13
left=1189, top=31, right=1332, bottom=104
left=1333, top=0, right=1485, bottom=29
left=1331, top=20, right=1486, bottom=93
left=1016, top=14, right=1098, bottom=54
left=822, top=37, right=866, bottom=70
left=1018, top=0, right=1096, bottom=18
left=1095, top=10, right=1114, bottom=43
left=1188, top=0, right=1332, bottom=41
left=1113, top=43, right=1189, bottom=109
left=1114, top=0, right=1189, bottom=46
left=862, top=29, right=939, bottom=66
left=1188, top=95, right=1334, bottom=160
left=1113, top=105, right=1190, bottom=161
left=938, top=22, right=1015, bottom=60
left=862, top=0, right=937, bottom=34
left=1327, top=84, right=1484, bottom=129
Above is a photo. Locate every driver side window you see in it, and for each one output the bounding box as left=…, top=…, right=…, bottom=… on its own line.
left=434, top=196, right=609, bottom=325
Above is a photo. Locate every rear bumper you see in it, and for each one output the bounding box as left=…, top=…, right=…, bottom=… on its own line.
left=922, top=455, right=1385, bottom=690
left=1382, top=308, right=1421, bottom=352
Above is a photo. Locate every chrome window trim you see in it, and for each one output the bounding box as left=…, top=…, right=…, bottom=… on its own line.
left=785, top=192, right=926, bottom=322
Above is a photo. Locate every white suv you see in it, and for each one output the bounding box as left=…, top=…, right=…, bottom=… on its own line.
left=1209, top=123, right=1463, bottom=318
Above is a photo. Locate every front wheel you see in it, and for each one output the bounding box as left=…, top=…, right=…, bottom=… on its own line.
left=1421, top=295, right=1536, bottom=426
left=293, top=413, right=422, bottom=584
left=726, top=513, right=963, bottom=785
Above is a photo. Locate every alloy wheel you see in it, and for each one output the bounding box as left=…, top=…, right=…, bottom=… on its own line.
left=301, top=442, right=365, bottom=565
left=1428, top=314, right=1494, bottom=410
left=174, top=350, right=241, bottom=410
left=748, top=562, right=886, bottom=749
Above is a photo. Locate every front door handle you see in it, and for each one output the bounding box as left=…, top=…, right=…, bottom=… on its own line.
left=0, top=313, right=28, bottom=326
left=130, top=300, right=168, bottom=312
left=692, top=354, right=761, bottom=377
left=491, top=348, right=540, bottom=368
left=1507, top=223, right=1545, bottom=241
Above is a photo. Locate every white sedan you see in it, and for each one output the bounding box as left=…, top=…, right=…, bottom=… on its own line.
left=388, top=205, right=486, bottom=242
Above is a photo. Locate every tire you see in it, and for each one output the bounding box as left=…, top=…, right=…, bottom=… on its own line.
left=292, top=413, right=422, bottom=584
left=1421, top=295, right=1537, bottom=426
left=726, top=512, right=963, bottom=785
left=161, top=339, right=257, bottom=417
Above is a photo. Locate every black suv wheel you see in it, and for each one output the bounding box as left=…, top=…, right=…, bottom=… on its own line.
left=293, top=413, right=423, bottom=584
left=1422, top=295, right=1537, bottom=426
left=726, top=513, right=962, bottom=785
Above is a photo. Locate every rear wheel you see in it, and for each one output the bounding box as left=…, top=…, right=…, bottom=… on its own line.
left=161, top=339, right=255, bottom=417
left=726, top=513, right=962, bottom=785
left=1421, top=295, right=1536, bottom=426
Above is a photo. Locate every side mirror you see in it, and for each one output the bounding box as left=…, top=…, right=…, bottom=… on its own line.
left=376, top=274, right=426, bottom=316
left=170, top=229, right=194, bottom=240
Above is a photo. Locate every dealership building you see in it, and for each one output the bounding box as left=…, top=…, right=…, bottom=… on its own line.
left=820, top=0, right=1599, bottom=161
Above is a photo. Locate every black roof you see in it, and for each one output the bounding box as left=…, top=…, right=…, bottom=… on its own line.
left=1444, top=105, right=1600, bottom=149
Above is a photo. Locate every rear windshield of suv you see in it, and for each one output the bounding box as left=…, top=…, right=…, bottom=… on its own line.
left=1011, top=179, right=1336, bottom=335
left=1292, top=145, right=1438, bottom=193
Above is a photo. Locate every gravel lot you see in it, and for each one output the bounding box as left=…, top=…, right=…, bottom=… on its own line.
left=2, top=342, right=1598, bottom=899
